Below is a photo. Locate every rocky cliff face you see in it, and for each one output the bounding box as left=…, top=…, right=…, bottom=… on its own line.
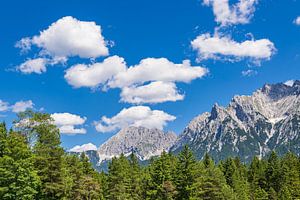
left=97, top=126, right=177, bottom=163
left=171, top=80, right=300, bottom=163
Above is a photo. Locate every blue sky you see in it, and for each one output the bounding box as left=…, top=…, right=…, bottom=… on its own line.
left=0, top=0, right=299, bottom=150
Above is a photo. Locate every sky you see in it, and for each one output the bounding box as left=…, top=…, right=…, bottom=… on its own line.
left=0, top=0, right=299, bottom=151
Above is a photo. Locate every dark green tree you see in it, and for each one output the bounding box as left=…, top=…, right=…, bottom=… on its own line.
left=175, top=145, right=197, bottom=200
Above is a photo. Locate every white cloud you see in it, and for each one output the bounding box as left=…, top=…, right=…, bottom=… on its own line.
left=69, top=143, right=97, bottom=153
left=11, top=100, right=34, bottom=113
left=191, top=33, right=276, bottom=63
left=241, top=69, right=257, bottom=77
left=108, top=58, right=208, bottom=88
left=94, top=106, right=176, bottom=133
left=120, top=81, right=184, bottom=104
left=64, top=57, right=207, bottom=104
left=284, top=80, right=295, bottom=87
left=203, top=0, right=258, bottom=26
left=0, top=100, right=9, bottom=112
left=64, top=56, right=126, bottom=88
left=17, top=58, right=48, bottom=74
left=17, top=16, right=109, bottom=61
left=51, top=112, right=87, bottom=134
left=294, top=16, right=300, bottom=25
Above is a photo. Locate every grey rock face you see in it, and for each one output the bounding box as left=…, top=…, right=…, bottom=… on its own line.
left=97, top=126, right=177, bottom=163
left=171, top=81, right=300, bottom=163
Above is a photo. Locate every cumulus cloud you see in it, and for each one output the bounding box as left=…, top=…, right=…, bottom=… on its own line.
left=203, top=0, right=258, bottom=26
left=51, top=112, right=87, bottom=134
left=17, top=16, right=109, bottom=61
left=65, top=57, right=208, bottom=104
left=191, top=33, right=276, bottom=63
left=294, top=16, right=300, bottom=25
left=120, top=81, right=184, bottom=104
left=64, top=56, right=126, bottom=88
left=94, top=106, right=176, bottom=133
left=109, top=58, right=208, bottom=88
left=0, top=100, right=9, bottom=112
left=69, top=143, right=97, bottom=153
left=11, top=100, right=34, bottom=113
left=17, top=58, right=48, bottom=74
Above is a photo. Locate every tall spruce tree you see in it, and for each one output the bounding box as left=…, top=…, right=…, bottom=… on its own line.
left=27, top=112, right=65, bottom=199
left=175, top=145, right=197, bottom=200
left=107, top=154, right=131, bottom=200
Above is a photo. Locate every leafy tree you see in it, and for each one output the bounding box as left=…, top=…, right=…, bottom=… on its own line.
left=0, top=129, right=40, bottom=200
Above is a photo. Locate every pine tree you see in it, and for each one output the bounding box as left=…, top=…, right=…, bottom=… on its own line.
left=191, top=158, right=235, bottom=200
left=128, top=153, right=143, bottom=200
left=280, top=152, right=300, bottom=199
left=248, top=156, right=267, bottom=199
left=145, top=151, right=177, bottom=200
left=0, top=122, right=8, bottom=157
left=175, top=146, right=197, bottom=200
left=221, top=157, right=250, bottom=200
left=31, top=112, right=65, bottom=199
left=265, top=151, right=282, bottom=193
left=107, top=154, right=131, bottom=200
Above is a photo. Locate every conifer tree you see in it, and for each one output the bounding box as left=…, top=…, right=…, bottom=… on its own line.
left=280, top=152, right=300, bottom=199
left=107, top=154, right=131, bottom=200
left=265, top=151, right=282, bottom=193
left=175, top=145, right=197, bottom=200
left=128, top=153, right=143, bottom=200
left=145, top=151, right=177, bottom=200
left=29, top=112, right=65, bottom=199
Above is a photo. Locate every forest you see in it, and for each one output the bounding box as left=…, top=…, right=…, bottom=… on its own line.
left=0, top=111, right=300, bottom=200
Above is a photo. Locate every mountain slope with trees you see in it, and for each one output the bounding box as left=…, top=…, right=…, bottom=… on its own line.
left=0, top=111, right=300, bottom=199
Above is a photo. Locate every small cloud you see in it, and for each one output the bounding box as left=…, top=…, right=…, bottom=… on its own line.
left=94, top=106, right=176, bottom=133
left=11, top=100, right=34, bottom=113
left=191, top=33, right=276, bottom=65
left=17, top=58, right=48, bottom=74
left=242, top=69, right=257, bottom=77
left=203, top=0, right=258, bottom=26
left=69, top=143, right=97, bottom=153
left=51, top=112, right=87, bottom=135
left=0, top=100, right=10, bottom=112
left=120, top=81, right=184, bottom=104
left=294, top=16, right=300, bottom=25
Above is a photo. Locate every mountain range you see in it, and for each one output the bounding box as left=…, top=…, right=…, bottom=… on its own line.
left=69, top=80, right=300, bottom=168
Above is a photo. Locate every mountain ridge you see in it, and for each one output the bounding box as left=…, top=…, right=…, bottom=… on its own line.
left=171, top=80, right=300, bottom=162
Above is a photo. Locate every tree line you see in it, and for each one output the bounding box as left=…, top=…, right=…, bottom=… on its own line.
left=0, top=111, right=299, bottom=199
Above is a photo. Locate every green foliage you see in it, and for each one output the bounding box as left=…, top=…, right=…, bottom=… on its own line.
left=0, top=126, right=40, bottom=200
left=1, top=112, right=300, bottom=199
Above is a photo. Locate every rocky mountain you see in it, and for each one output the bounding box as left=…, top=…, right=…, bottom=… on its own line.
left=171, top=80, right=300, bottom=163
left=97, top=126, right=177, bottom=163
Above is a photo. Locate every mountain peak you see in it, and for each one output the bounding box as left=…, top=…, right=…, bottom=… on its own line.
left=97, top=126, right=177, bottom=162
left=172, top=80, right=300, bottom=162
left=260, top=80, right=300, bottom=100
